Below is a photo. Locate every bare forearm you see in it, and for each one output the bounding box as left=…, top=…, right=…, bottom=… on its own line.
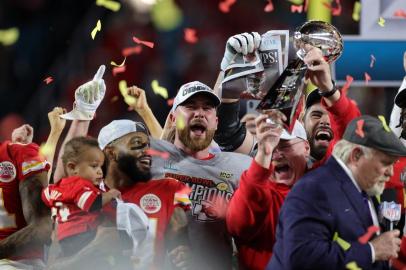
left=44, top=129, right=64, bottom=181
left=54, top=120, right=90, bottom=182
left=137, top=107, right=163, bottom=139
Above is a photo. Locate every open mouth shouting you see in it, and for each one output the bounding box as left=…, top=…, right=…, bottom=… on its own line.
left=190, top=121, right=207, bottom=137
left=314, top=128, right=333, bottom=147
left=274, top=163, right=292, bottom=182
left=138, top=155, right=152, bottom=170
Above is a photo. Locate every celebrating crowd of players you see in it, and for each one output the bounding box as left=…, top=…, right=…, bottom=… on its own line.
left=2, top=29, right=406, bottom=270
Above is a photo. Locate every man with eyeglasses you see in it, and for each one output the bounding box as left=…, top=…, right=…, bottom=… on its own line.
left=226, top=114, right=310, bottom=270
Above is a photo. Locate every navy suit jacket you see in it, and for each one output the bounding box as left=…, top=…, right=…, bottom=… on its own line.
left=267, top=157, right=389, bottom=270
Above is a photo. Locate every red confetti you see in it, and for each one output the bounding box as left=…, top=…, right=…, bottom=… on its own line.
left=184, top=28, right=198, bottom=44
left=112, top=65, right=126, bottom=76
left=43, top=76, right=53, bottom=84
left=122, top=45, right=142, bottom=57
left=167, top=98, right=174, bottom=107
left=341, top=75, right=354, bottom=96
left=291, top=4, right=303, bottom=13
left=323, top=0, right=342, bottom=16
left=264, top=0, right=274, bottom=12
left=394, top=9, right=406, bottom=19
left=358, top=225, right=380, bottom=244
left=355, top=119, right=365, bottom=138
left=364, top=72, right=371, bottom=85
left=219, top=0, right=236, bottom=13
left=145, top=148, right=170, bottom=159
left=132, top=36, right=154, bottom=48
left=370, top=55, right=376, bottom=68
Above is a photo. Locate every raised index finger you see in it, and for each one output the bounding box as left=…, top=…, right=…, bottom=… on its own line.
left=93, top=65, right=106, bottom=81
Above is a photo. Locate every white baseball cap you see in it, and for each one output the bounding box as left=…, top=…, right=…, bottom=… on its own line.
left=172, top=81, right=221, bottom=111
left=98, top=119, right=148, bottom=150
left=280, top=121, right=307, bottom=141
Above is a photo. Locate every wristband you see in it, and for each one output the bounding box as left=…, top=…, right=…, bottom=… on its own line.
left=318, top=80, right=338, bottom=98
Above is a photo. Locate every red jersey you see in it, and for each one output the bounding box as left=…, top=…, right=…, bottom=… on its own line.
left=0, top=141, right=49, bottom=259
left=227, top=160, right=290, bottom=270
left=103, top=178, right=189, bottom=268
left=42, top=176, right=102, bottom=240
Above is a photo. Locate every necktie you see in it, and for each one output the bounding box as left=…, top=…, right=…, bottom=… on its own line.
left=361, top=191, right=373, bottom=226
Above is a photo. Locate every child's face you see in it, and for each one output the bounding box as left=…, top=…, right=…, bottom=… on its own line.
left=73, top=146, right=105, bottom=186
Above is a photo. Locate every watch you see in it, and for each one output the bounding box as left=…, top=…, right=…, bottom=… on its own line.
left=318, top=80, right=338, bottom=98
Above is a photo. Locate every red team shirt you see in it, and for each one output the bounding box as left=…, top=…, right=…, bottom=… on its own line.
left=103, top=178, right=189, bottom=268
left=0, top=141, right=49, bottom=259
left=41, top=176, right=102, bottom=241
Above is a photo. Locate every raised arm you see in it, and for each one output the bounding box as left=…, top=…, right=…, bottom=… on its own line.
left=127, top=86, right=163, bottom=139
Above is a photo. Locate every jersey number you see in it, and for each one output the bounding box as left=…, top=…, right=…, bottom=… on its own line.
left=0, top=188, right=17, bottom=229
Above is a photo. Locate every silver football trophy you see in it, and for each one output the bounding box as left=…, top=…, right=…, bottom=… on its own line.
left=256, top=20, right=343, bottom=131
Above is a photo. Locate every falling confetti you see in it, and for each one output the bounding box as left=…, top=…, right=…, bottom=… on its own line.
left=145, top=148, right=170, bottom=159
left=118, top=80, right=136, bottom=106
left=264, top=0, right=274, bottom=12
left=96, top=0, right=121, bottom=12
left=174, top=186, right=192, bottom=210
left=0, top=27, right=19, bottom=46
left=167, top=98, right=174, bottom=106
left=132, top=36, right=154, bottom=48
left=364, top=72, right=371, bottom=85
left=291, top=4, right=303, bottom=13
left=176, top=114, right=185, bottom=130
left=323, top=0, right=342, bottom=16
left=91, top=20, right=101, bottom=40
left=184, top=28, right=198, bottom=44
left=352, top=1, right=361, bottom=21
left=44, top=76, right=53, bottom=84
left=39, top=143, right=53, bottom=157
left=151, top=80, right=169, bottom=99
left=341, top=75, right=354, bottom=96
left=355, top=119, right=365, bottom=138
left=122, top=46, right=142, bottom=57
left=112, top=65, right=126, bottom=76
left=378, top=17, right=385, bottom=27
left=378, top=115, right=391, bottom=132
left=394, top=9, right=406, bottom=19
left=346, top=262, right=362, bottom=270
left=333, top=231, right=351, bottom=251
left=369, top=54, right=376, bottom=68
left=110, top=57, right=126, bottom=67
left=358, top=225, right=380, bottom=244
left=219, top=0, right=236, bottom=13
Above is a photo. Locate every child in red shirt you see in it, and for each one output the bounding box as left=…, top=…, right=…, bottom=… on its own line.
left=42, top=136, right=121, bottom=257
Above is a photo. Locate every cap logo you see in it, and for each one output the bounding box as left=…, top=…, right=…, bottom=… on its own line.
left=378, top=115, right=391, bottom=132
left=355, top=119, right=365, bottom=138
left=182, top=85, right=207, bottom=97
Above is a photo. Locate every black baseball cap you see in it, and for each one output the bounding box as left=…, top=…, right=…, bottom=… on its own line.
left=305, top=89, right=322, bottom=109
left=343, top=115, right=406, bottom=156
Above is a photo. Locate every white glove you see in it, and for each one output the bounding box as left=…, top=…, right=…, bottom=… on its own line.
left=220, top=32, right=261, bottom=71
left=60, top=65, right=106, bottom=120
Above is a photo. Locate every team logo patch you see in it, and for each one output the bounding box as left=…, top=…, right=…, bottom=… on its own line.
left=0, top=161, right=16, bottom=183
left=140, top=194, right=161, bottom=214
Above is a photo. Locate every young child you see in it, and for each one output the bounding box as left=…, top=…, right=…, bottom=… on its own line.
left=42, top=136, right=121, bottom=257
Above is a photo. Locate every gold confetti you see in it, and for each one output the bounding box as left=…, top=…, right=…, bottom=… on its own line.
left=176, top=114, right=185, bottom=130
left=96, top=0, right=121, bottom=12
left=346, top=261, right=362, bottom=270
left=352, top=2, right=361, bottom=22
left=91, top=20, right=102, bottom=40
left=151, top=80, right=168, bottom=99
left=0, top=27, right=19, bottom=46
left=118, top=80, right=136, bottom=106
left=110, top=57, right=126, bottom=67
left=378, top=17, right=385, bottom=27
left=333, top=231, right=351, bottom=251
left=39, top=143, right=53, bottom=157
left=378, top=115, right=391, bottom=132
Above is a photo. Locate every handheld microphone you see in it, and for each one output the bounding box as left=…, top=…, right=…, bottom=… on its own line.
left=380, top=201, right=402, bottom=231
